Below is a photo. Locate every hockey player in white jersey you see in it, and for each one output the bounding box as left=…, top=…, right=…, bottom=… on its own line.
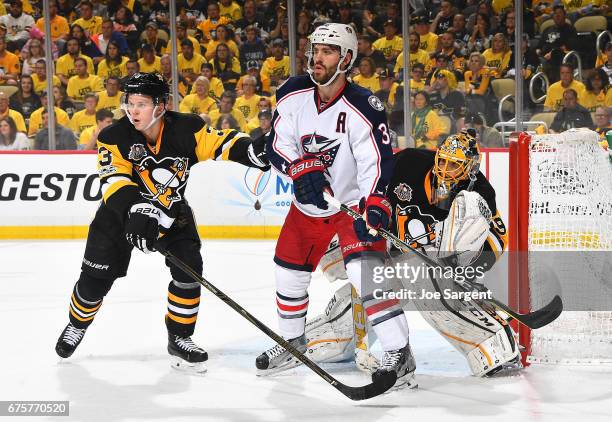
left=257, top=23, right=415, bottom=388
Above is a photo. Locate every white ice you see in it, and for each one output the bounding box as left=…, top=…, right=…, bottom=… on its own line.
left=1, top=240, right=611, bottom=422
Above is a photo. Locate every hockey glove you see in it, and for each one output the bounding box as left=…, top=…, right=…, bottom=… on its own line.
left=287, top=154, right=330, bottom=210
left=353, top=194, right=391, bottom=242
left=125, top=203, right=162, bottom=253
left=248, top=135, right=271, bottom=171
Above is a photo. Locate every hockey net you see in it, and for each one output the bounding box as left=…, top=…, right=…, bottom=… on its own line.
left=509, top=129, right=612, bottom=365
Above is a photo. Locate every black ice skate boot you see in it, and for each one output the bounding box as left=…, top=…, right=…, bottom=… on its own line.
left=168, top=332, right=208, bottom=375
left=255, top=334, right=307, bottom=375
left=55, top=322, right=87, bottom=358
left=372, top=341, right=418, bottom=390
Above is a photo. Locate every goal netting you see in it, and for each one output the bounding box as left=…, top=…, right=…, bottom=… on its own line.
left=511, top=129, right=612, bottom=364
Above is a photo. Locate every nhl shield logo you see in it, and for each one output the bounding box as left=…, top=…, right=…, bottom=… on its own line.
left=393, top=183, right=412, bottom=202
left=128, top=144, right=147, bottom=161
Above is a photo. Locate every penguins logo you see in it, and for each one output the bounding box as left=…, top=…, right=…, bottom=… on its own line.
left=395, top=205, right=439, bottom=248
left=134, top=156, right=189, bottom=209
left=300, top=133, right=341, bottom=171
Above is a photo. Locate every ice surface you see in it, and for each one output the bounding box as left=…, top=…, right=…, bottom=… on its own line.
left=1, top=240, right=611, bottom=422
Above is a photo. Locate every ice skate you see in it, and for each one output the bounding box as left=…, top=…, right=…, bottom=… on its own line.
left=55, top=322, right=87, bottom=359
left=255, top=334, right=307, bottom=376
left=372, top=342, right=417, bottom=390
left=168, top=333, right=208, bottom=375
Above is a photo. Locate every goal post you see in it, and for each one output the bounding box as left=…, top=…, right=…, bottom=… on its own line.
left=508, top=129, right=612, bottom=365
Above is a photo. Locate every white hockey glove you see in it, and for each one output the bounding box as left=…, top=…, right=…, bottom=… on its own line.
left=435, top=191, right=491, bottom=267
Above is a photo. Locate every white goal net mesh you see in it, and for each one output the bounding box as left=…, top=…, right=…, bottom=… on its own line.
left=527, top=129, right=612, bottom=364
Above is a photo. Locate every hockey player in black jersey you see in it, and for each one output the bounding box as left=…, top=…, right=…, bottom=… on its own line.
left=55, top=73, right=269, bottom=374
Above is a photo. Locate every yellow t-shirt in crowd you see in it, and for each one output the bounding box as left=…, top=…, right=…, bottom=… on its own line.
left=163, top=36, right=202, bottom=55
left=79, top=125, right=96, bottom=147
left=207, top=108, right=247, bottom=132
left=97, top=57, right=129, bottom=80
left=28, top=107, right=70, bottom=136
left=73, top=16, right=103, bottom=35
left=412, top=109, right=445, bottom=149
left=418, top=32, right=439, bottom=54
left=138, top=56, right=161, bottom=73
left=544, top=80, right=587, bottom=111
left=204, top=39, right=240, bottom=60
left=261, top=56, right=290, bottom=82
left=178, top=53, right=207, bottom=76
left=179, top=94, right=218, bottom=115
left=246, top=115, right=260, bottom=133
left=96, top=90, right=123, bottom=112
left=562, top=0, right=603, bottom=13
left=0, top=51, right=20, bottom=79
left=56, top=54, right=95, bottom=78
left=68, top=109, right=97, bottom=135
left=219, top=1, right=242, bottom=21
left=35, top=15, right=69, bottom=41
left=352, top=74, right=381, bottom=93
left=66, top=74, right=104, bottom=101
left=372, top=36, right=404, bottom=60
left=492, top=0, right=514, bottom=14
left=235, top=94, right=261, bottom=121
left=208, top=77, right=224, bottom=100
left=581, top=89, right=612, bottom=112
left=394, top=50, right=431, bottom=75
left=410, top=79, right=426, bottom=95
left=197, top=17, right=231, bottom=41
left=32, top=74, right=61, bottom=95
left=482, top=49, right=512, bottom=78
left=236, top=74, right=271, bottom=95
left=0, top=109, right=26, bottom=133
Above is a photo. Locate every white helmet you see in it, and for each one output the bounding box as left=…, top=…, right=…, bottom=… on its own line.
left=306, top=23, right=358, bottom=87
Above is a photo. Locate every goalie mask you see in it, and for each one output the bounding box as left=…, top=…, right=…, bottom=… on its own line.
left=306, top=23, right=358, bottom=87
left=432, top=129, right=480, bottom=210
left=121, top=72, right=170, bottom=131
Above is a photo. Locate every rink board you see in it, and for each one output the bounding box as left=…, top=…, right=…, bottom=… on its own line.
left=0, top=150, right=508, bottom=239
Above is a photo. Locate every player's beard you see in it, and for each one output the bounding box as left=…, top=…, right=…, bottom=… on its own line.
left=313, top=62, right=339, bottom=85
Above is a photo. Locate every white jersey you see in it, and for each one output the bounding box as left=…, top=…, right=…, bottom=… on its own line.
left=0, top=13, right=34, bottom=41
left=267, top=75, right=393, bottom=217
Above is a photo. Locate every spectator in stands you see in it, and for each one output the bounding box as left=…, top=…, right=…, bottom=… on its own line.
left=596, top=42, right=612, bottom=85
left=0, top=91, right=26, bottom=132
left=34, top=109, right=77, bottom=150
left=96, top=76, right=122, bottom=112
left=499, top=9, right=516, bottom=53
left=235, top=75, right=261, bottom=121
left=467, top=12, right=492, bottom=53
left=57, top=0, right=76, bottom=21
left=113, top=6, right=139, bottom=52
left=448, top=13, right=470, bottom=54
left=431, top=0, right=455, bottom=34
left=508, top=34, right=538, bottom=82
left=31, top=59, right=60, bottom=95
left=394, top=32, right=429, bottom=82
left=413, top=13, right=438, bottom=54
left=97, top=41, right=129, bottom=80
left=583, top=68, right=611, bottom=113
left=205, top=24, right=239, bottom=60
left=163, top=21, right=200, bottom=56
left=429, top=69, right=466, bottom=126
left=246, top=95, right=271, bottom=133
left=564, top=0, right=609, bottom=23
left=467, top=1, right=499, bottom=34
left=0, top=0, right=34, bottom=52
left=550, top=89, right=594, bottom=133
left=482, top=33, right=511, bottom=78
left=235, top=0, right=264, bottom=35
left=463, top=111, right=503, bottom=147
left=69, top=24, right=103, bottom=60
left=69, top=93, right=98, bottom=136
left=67, top=57, right=104, bottom=102
left=544, top=63, right=586, bottom=112
left=337, top=2, right=361, bottom=34
left=142, top=22, right=168, bottom=56
left=432, top=31, right=466, bottom=80
left=426, top=53, right=454, bottom=86
left=536, top=5, right=577, bottom=83
left=0, top=116, right=29, bottom=150
left=9, top=74, right=41, bottom=121
left=464, top=51, right=494, bottom=121
left=138, top=44, right=161, bottom=73
left=149, top=0, right=171, bottom=32
left=158, top=54, right=188, bottom=97
left=373, top=69, right=399, bottom=112
left=79, top=108, right=114, bottom=150
left=198, top=2, right=231, bottom=44
left=56, top=38, right=95, bottom=86
left=201, top=62, right=224, bottom=100
left=179, top=76, right=217, bottom=115
left=353, top=57, right=380, bottom=93
left=409, top=62, right=427, bottom=95
left=177, top=0, right=206, bottom=29
left=209, top=42, right=241, bottom=91
left=593, top=106, right=611, bottom=140
left=120, top=59, right=139, bottom=90
left=73, top=1, right=102, bottom=37
left=268, top=3, right=288, bottom=40
left=178, top=38, right=207, bottom=86
left=20, top=38, right=45, bottom=75
left=219, top=0, right=242, bottom=21
left=372, top=20, right=403, bottom=65
left=261, top=38, right=290, bottom=89
left=239, top=25, right=267, bottom=72
left=249, top=109, right=272, bottom=139
left=35, top=0, right=69, bottom=52
left=91, top=19, right=130, bottom=57
left=208, top=90, right=247, bottom=131
left=356, top=35, right=387, bottom=72
left=364, top=2, right=400, bottom=39
left=412, top=91, right=445, bottom=149
left=53, top=85, right=76, bottom=118
left=216, top=113, right=241, bottom=130
left=28, top=90, right=71, bottom=136
left=0, top=36, right=20, bottom=85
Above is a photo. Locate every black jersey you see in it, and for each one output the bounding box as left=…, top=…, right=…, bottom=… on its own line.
left=97, top=111, right=260, bottom=221
left=387, top=148, right=507, bottom=264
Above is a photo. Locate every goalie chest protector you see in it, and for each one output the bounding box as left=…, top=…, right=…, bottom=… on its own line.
left=388, top=148, right=497, bottom=248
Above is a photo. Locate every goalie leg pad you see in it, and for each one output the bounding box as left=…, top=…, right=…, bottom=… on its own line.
left=318, top=234, right=348, bottom=283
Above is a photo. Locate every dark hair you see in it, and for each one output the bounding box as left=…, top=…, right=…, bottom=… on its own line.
left=105, top=40, right=122, bottom=66
left=19, top=74, right=34, bottom=95
left=215, top=114, right=240, bottom=130
left=115, top=5, right=135, bottom=24
left=74, top=56, right=88, bottom=67
left=414, top=90, right=430, bottom=105
left=106, top=76, right=120, bottom=84
left=476, top=13, right=490, bottom=31
left=412, top=62, right=425, bottom=71
left=96, top=108, right=114, bottom=121
left=83, top=93, right=97, bottom=102
left=552, top=5, right=566, bottom=13
left=80, top=0, right=93, bottom=8
left=563, top=88, right=578, bottom=99
left=220, top=90, right=236, bottom=103
left=585, top=68, right=609, bottom=92
left=180, top=38, right=192, bottom=48
left=560, top=63, right=574, bottom=72
left=0, top=116, right=18, bottom=143
left=201, top=62, right=213, bottom=71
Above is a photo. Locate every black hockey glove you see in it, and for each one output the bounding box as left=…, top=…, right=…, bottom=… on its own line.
left=353, top=194, right=392, bottom=242
left=248, top=134, right=271, bottom=171
left=287, top=154, right=330, bottom=210
left=125, top=203, right=161, bottom=253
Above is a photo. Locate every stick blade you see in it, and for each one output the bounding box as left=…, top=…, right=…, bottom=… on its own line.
left=340, top=371, right=397, bottom=401
left=522, top=295, right=563, bottom=329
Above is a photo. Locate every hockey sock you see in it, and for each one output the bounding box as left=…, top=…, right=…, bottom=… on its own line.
left=275, top=265, right=311, bottom=339
left=166, top=279, right=201, bottom=337
left=69, top=283, right=103, bottom=329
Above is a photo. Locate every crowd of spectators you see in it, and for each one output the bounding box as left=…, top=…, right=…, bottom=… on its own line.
left=0, top=0, right=609, bottom=152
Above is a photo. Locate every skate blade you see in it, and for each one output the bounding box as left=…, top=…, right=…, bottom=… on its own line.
left=389, top=372, right=418, bottom=392
left=256, top=357, right=302, bottom=377
left=170, top=356, right=207, bottom=376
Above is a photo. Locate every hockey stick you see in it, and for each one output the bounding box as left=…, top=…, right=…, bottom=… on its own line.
left=158, top=248, right=397, bottom=401
left=323, top=192, right=563, bottom=330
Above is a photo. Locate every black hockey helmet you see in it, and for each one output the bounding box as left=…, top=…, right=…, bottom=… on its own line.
left=123, top=72, right=169, bottom=105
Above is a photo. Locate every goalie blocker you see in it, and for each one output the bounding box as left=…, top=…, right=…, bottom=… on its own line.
left=306, top=131, right=519, bottom=377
